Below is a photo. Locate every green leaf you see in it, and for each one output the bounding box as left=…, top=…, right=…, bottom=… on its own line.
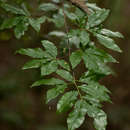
left=70, top=50, right=82, bottom=69
left=87, top=3, right=102, bottom=11
left=67, top=100, right=87, bottom=130
left=86, top=47, right=117, bottom=63
left=32, top=78, right=65, bottom=87
left=41, top=60, right=58, bottom=76
left=0, top=17, right=20, bottom=30
left=1, top=3, right=26, bottom=15
left=85, top=104, right=107, bottom=130
left=16, top=48, right=45, bottom=58
left=100, top=28, right=124, bottom=38
left=52, top=0, right=60, bottom=3
left=39, top=3, right=58, bottom=11
left=79, top=70, right=105, bottom=83
left=56, top=69, right=73, bottom=82
left=41, top=40, right=57, bottom=58
left=57, top=60, right=70, bottom=71
left=52, top=12, right=64, bottom=28
left=14, top=19, right=29, bottom=39
left=49, top=31, right=66, bottom=37
left=29, top=16, right=46, bottom=32
left=78, top=82, right=110, bottom=103
left=57, top=91, right=78, bottom=113
left=96, top=34, right=122, bottom=52
left=82, top=49, right=113, bottom=75
left=64, top=10, right=77, bottom=21
left=22, top=59, right=47, bottom=70
left=68, top=29, right=80, bottom=48
left=87, top=9, right=110, bottom=28
left=46, top=84, right=67, bottom=103
left=93, top=110, right=107, bottom=130
left=80, top=30, right=90, bottom=46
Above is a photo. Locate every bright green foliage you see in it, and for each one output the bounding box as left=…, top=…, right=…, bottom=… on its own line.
left=0, top=0, right=124, bottom=130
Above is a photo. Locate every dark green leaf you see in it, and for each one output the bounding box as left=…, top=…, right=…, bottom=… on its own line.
left=46, top=84, right=67, bottom=103
left=56, top=69, right=73, bottom=82
left=0, top=17, right=20, bottom=30
left=78, top=82, right=110, bottom=103
left=32, top=78, right=65, bottom=87
left=52, top=12, right=64, bottom=28
left=86, top=47, right=117, bottom=63
left=41, top=60, right=58, bottom=76
left=82, top=49, right=113, bottom=75
left=16, top=48, right=45, bottom=58
left=68, top=29, right=80, bottom=48
left=100, top=29, right=124, bottom=38
left=49, top=31, right=66, bottom=37
left=14, top=20, right=29, bottom=39
left=70, top=50, right=82, bottom=69
left=87, top=9, right=110, bottom=28
left=41, top=40, right=57, bottom=58
left=29, top=16, right=46, bottom=32
left=85, top=103, right=107, bottom=130
left=80, top=30, right=90, bottom=46
left=87, top=3, right=102, bottom=11
left=67, top=100, right=87, bottom=130
left=96, top=34, right=122, bottom=52
left=57, top=60, right=70, bottom=71
left=57, top=91, right=78, bottom=113
left=39, top=3, right=58, bottom=11
left=79, top=70, right=105, bottom=83
left=22, top=59, right=47, bottom=70
left=93, top=110, right=107, bottom=130
left=1, top=3, right=26, bottom=15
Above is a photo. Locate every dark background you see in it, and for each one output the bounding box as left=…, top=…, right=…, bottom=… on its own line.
left=0, top=0, right=130, bottom=130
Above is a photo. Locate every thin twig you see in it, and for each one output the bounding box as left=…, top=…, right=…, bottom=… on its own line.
left=62, top=5, right=71, bottom=57
left=62, top=3, right=82, bottom=99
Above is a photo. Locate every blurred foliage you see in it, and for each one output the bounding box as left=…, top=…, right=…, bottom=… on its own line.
left=0, top=0, right=130, bottom=130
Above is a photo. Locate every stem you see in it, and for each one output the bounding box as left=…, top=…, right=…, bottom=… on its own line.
left=62, top=5, right=71, bottom=57
left=73, top=73, right=82, bottom=99
left=62, top=3, right=82, bottom=99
